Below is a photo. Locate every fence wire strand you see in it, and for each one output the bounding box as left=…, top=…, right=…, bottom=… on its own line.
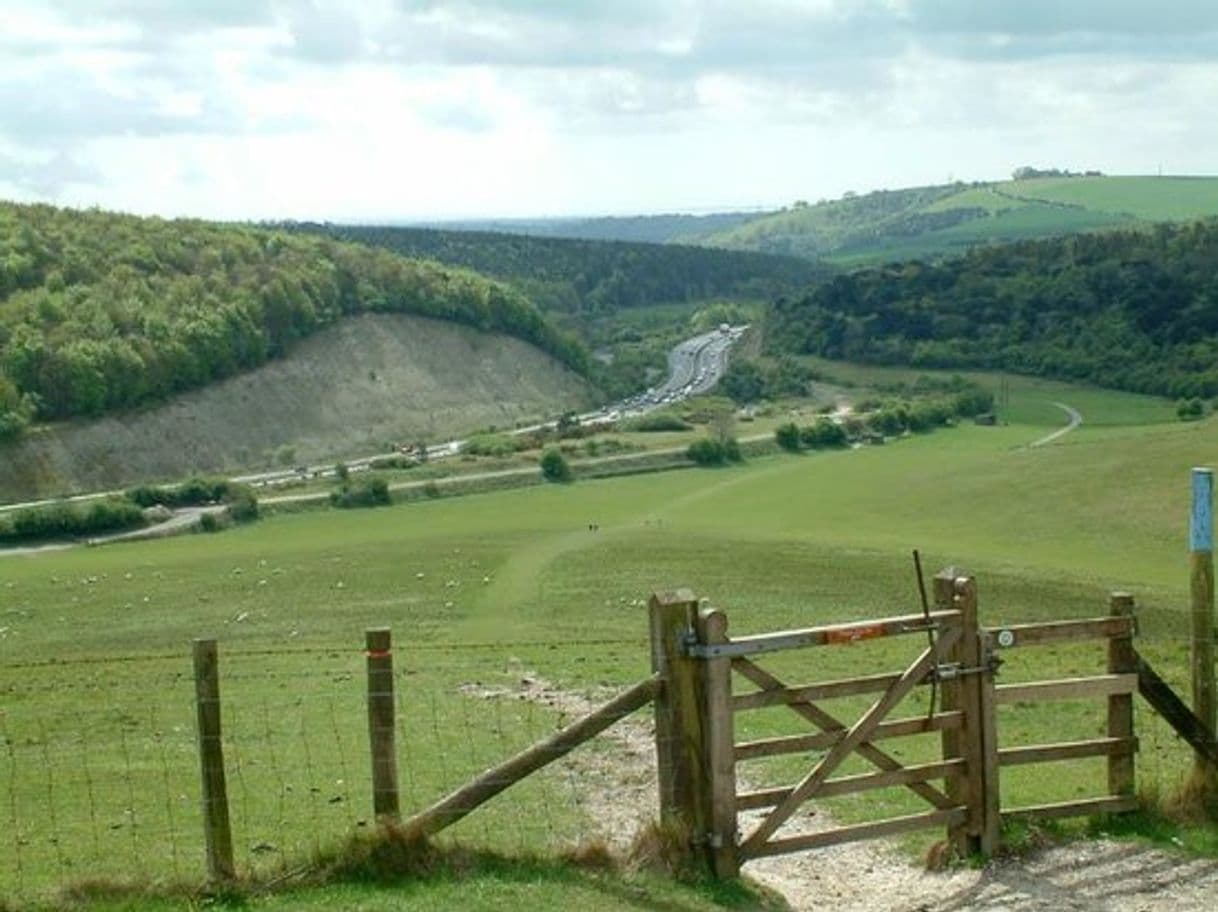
left=5, top=622, right=1211, bottom=907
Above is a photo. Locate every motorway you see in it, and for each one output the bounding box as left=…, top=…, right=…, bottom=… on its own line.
left=0, top=324, right=748, bottom=512
left=229, top=323, right=747, bottom=489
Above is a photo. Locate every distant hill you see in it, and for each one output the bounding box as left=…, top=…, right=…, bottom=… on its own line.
left=0, top=313, right=594, bottom=501
left=767, top=219, right=1218, bottom=399
left=699, top=175, right=1218, bottom=264
left=282, top=223, right=823, bottom=316
left=418, top=212, right=760, bottom=245
left=0, top=202, right=589, bottom=437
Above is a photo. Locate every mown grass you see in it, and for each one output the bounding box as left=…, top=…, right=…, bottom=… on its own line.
left=1, top=369, right=1213, bottom=907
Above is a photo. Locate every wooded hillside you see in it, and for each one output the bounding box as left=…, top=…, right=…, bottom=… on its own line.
left=767, top=220, right=1218, bottom=398
left=285, top=223, right=823, bottom=315
left=0, top=202, right=589, bottom=435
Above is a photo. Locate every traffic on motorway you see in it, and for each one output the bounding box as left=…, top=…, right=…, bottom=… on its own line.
left=236, top=323, right=748, bottom=489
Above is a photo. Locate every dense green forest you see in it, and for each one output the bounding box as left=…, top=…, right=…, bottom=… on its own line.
left=0, top=202, right=589, bottom=436
left=767, top=220, right=1218, bottom=398
left=426, top=211, right=759, bottom=245
left=283, top=223, right=822, bottom=316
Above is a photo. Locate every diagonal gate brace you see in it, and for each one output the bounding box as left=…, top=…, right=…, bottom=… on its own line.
left=740, top=626, right=961, bottom=855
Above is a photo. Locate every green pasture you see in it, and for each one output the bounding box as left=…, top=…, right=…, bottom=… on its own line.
left=995, top=175, right=1218, bottom=221
left=1, top=372, right=1215, bottom=907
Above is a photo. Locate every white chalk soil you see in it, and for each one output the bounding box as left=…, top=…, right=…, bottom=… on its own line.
left=465, top=674, right=1218, bottom=912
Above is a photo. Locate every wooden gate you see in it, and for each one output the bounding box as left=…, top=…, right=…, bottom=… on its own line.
left=650, top=572, right=997, bottom=878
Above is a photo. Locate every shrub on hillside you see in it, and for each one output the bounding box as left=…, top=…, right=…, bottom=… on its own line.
left=775, top=422, right=801, bottom=452
left=331, top=475, right=391, bottom=508
left=225, top=484, right=260, bottom=522
left=463, top=433, right=523, bottom=457
left=1178, top=398, right=1205, bottom=421
left=540, top=447, right=573, bottom=482
left=687, top=437, right=743, bottom=466
left=0, top=497, right=146, bottom=545
left=127, top=476, right=231, bottom=508
left=622, top=412, right=692, bottom=432
left=800, top=419, right=849, bottom=449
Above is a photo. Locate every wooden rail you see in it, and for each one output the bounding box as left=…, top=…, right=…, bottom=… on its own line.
left=1004, top=795, right=1138, bottom=823
left=998, top=736, right=1137, bottom=767
left=734, top=711, right=963, bottom=762
left=986, top=616, right=1135, bottom=649
left=737, top=759, right=966, bottom=811
left=994, top=674, right=1137, bottom=705
left=745, top=808, right=968, bottom=859
left=731, top=671, right=904, bottom=711
left=694, top=610, right=959, bottom=658
left=401, top=674, right=661, bottom=841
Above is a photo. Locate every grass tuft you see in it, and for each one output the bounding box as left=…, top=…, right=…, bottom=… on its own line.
left=1164, top=768, right=1218, bottom=823
left=626, top=818, right=699, bottom=881
left=560, top=837, right=619, bottom=872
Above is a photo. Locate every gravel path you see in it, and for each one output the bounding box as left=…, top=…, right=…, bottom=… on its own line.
left=468, top=673, right=1218, bottom=912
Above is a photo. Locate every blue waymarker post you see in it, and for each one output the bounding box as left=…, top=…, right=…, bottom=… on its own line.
left=1190, top=468, right=1216, bottom=777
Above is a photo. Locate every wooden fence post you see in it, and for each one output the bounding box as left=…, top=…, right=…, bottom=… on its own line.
left=696, top=605, right=738, bottom=878
left=977, top=629, right=1001, bottom=854
left=366, top=627, right=400, bottom=821
left=956, top=575, right=991, bottom=855
left=1108, top=593, right=1137, bottom=798
left=934, top=571, right=968, bottom=855
left=649, top=590, right=708, bottom=847
left=192, top=638, right=235, bottom=882
left=1190, top=468, right=1217, bottom=779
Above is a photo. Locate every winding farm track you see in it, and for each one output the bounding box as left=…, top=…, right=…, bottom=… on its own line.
left=1029, top=402, right=1082, bottom=448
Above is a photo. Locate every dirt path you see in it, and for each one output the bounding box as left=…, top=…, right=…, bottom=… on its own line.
left=1029, top=402, right=1082, bottom=448
left=467, top=674, right=1218, bottom=912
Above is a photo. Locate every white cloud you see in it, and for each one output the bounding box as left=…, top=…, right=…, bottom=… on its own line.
left=2, top=1, right=1217, bottom=218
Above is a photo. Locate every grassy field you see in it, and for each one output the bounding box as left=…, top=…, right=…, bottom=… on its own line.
left=699, top=175, right=1218, bottom=264
left=993, top=175, right=1218, bottom=221
left=2, top=368, right=1214, bottom=908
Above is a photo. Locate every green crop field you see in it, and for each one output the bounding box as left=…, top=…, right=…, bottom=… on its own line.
left=2, top=370, right=1215, bottom=909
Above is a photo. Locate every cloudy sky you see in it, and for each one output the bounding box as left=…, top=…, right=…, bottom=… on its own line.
left=2, top=1, right=1216, bottom=221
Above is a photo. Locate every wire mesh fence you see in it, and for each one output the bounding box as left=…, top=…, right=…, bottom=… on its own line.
left=0, top=637, right=661, bottom=906
left=0, top=593, right=1212, bottom=906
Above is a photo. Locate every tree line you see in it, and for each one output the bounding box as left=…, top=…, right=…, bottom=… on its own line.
left=281, top=222, right=824, bottom=317
left=767, top=220, right=1218, bottom=399
left=0, top=202, right=591, bottom=436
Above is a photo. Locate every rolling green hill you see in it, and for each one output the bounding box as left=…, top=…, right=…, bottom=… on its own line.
left=0, top=202, right=590, bottom=436
left=698, top=175, right=1218, bottom=264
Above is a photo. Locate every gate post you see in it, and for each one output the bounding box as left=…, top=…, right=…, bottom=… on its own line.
left=649, top=590, right=709, bottom=850
left=696, top=605, right=738, bottom=877
left=934, top=571, right=993, bottom=857
left=1108, top=593, right=1137, bottom=798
